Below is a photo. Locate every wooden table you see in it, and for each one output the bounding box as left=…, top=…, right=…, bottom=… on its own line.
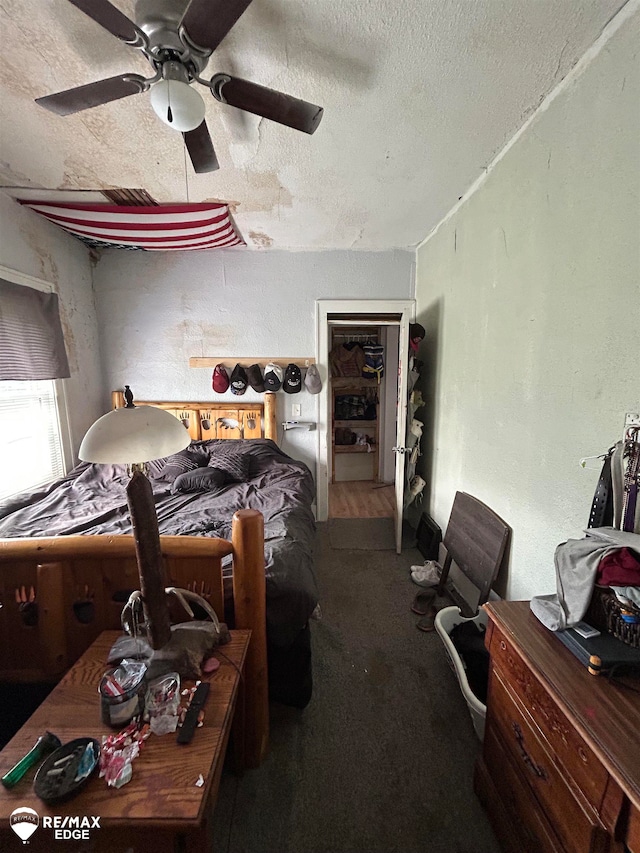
left=0, top=629, right=250, bottom=852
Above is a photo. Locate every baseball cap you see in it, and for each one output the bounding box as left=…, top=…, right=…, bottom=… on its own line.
left=283, top=363, right=302, bottom=394
left=230, top=364, right=248, bottom=395
left=263, top=362, right=283, bottom=391
left=247, top=363, right=265, bottom=392
left=304, top=364, right=322, bottom=394
left=409, top=323, right=426, bottom=352
left=212, top=364, right=229, bottom=393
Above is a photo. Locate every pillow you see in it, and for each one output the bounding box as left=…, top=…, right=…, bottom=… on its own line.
left=208, top=445, right=250, bottom=483
left=171, top=467, right=226, bottom=495
left=155, top=447, right=209, bottom=482
left=147, top=457, right=169, bottom=479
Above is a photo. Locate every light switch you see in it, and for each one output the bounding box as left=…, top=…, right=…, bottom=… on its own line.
left=292, top=403, right=301, bottom=418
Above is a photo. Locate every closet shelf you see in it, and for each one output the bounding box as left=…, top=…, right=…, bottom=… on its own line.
left=330, top=377, right=379, bottom=389
left=334, top=420, right=377, bottom=427
left=190, top=357, right=315, bottom=368
left=334, top=445, right=375, bottom=454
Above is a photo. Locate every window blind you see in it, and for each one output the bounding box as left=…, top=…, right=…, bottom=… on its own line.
left=0, top=380, right=65, bottom=501
left=0, top=277, right=70, bottom=380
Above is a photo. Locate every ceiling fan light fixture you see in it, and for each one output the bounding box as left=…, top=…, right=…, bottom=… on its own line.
left=150, top=78, right=205, bottom=132
left=35, top=0, right=324, bottom=171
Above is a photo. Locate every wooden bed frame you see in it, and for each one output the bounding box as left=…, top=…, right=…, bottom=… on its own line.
left=0, top=392, right=283, bottom=768
left=111, top=390, right=278, bottom=444
left=0, top=513, right=267, bottom=767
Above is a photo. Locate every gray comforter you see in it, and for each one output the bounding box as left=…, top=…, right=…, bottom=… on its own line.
left=0, top=439, right=317, bottom=647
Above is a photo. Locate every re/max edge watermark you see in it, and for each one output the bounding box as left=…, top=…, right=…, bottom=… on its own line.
left=9, top=807, right=101, bottom=843
left=44, top=815, right=102, bottom=839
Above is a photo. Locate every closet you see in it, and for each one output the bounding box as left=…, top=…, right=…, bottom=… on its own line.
left=329, top=327, right=381, bottom=483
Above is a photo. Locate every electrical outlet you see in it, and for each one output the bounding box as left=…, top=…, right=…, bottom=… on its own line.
left=624, top=412, right=640, bottom=441
left=292, top=403, right=301, bottom=418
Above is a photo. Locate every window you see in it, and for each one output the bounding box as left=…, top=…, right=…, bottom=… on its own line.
left=0, top=265, right=72, bottom=502
left=0, top=380, right=69, bottom=501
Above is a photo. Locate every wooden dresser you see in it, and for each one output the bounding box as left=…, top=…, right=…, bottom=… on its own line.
left=475, top=601, right=640, bottom=853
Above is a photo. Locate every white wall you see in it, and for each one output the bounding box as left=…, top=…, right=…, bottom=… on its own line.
left=0, top=192, right=103, bottom=458
left=414, top=8, right=640, bottom=601
left=92, top=248, right=414, bottom=476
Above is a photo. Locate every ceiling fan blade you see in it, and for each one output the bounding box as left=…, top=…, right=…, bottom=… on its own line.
left=183, top=121, right=220, bottom=173
left=210, top=74, right=323, bottom=135
left=36, top=74, right=148, bottom=116
left=180, top=0, right=254, bottom=53
left=67, top=0, right=146, bottom=46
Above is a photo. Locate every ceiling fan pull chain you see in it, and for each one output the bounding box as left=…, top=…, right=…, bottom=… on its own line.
left=166, top=78, right=172, bottom=124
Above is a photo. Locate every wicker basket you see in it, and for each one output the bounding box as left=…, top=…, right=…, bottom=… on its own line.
left=587, top=587, right=640, bottom=648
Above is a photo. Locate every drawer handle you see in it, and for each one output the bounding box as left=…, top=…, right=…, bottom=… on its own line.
left=512, top=722, right=547, bottom=781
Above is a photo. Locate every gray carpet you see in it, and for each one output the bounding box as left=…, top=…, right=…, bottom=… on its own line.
left=211, top=522, right=499, bottom=853
left=328, top=517, right=396, bottom=550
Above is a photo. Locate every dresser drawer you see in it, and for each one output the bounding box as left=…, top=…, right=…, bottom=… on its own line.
left=488, top=623, right=609, bottom=811
left=480, top=727, right=563, bottom=853
left=487, top=669, right=608, bottom=853
left=628, top=802, right=640, bottom=853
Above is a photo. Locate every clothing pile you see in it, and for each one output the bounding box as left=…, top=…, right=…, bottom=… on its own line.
left=329, top=342, right=385, bottom=382
left=334, top=392, right=377, bottom=421
left=329, top=343, right=366, bottom=377
left=530, top=528, right=640, bottom=632
left=334, top=427, right=357, bottom=446
left=596, top=547, right=640, bottom=616
left=334, top=427, right=375, bottom=448
left=532, top=429, right=640, bottom=634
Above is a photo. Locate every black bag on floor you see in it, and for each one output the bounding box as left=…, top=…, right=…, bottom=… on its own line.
left=450, top=621, right=489, bottom=705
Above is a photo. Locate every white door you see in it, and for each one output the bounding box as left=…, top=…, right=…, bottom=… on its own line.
left=315, top=299, right=416, bottom=532
left=393, top=315, right=411, bottom=552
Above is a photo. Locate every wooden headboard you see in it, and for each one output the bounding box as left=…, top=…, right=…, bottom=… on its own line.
left=111, top=390, right=278, bottom=443
left=436, top=492, right=510, bottom=617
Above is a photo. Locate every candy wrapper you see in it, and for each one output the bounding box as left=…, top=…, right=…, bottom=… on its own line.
left=99, top=722, right=150, bottom=788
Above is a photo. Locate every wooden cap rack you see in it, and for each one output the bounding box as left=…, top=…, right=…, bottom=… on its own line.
left=189, top=357, right=316, bottom=368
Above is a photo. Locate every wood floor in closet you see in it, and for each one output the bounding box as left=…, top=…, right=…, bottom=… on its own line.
left=328, top=480, right=395, bottom=518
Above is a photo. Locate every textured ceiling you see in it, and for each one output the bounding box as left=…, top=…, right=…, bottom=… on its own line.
left=0, top=0, right=627, bottom=250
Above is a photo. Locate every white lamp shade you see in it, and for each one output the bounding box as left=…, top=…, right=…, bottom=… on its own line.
left=150, top=79, right=206, bottom=132
left=79, top=406, right=191, bottom=464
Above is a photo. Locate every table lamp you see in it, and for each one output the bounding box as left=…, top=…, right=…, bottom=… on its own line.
left=78, top=386, right=190, bottom=650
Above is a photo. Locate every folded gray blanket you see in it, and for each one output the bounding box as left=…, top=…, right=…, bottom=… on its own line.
left=530, top=528, right=640, bottom=630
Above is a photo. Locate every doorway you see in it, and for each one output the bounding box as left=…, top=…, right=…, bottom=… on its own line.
left=328, top=321, right=395, bottom=518
left=315, top=299, right=415, bottom=550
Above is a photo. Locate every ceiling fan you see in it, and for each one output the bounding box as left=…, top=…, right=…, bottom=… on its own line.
left=36, top=0, right=324, bottom=173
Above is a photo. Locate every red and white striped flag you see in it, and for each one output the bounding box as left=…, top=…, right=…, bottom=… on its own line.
left=20, top=201, right=244, bottom=251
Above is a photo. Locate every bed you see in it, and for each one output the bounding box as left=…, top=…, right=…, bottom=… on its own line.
left=0, top=394, right=318, bottom=740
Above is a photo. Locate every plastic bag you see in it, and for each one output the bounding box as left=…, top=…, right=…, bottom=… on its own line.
left=145, top=673, right=181, bottom=735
